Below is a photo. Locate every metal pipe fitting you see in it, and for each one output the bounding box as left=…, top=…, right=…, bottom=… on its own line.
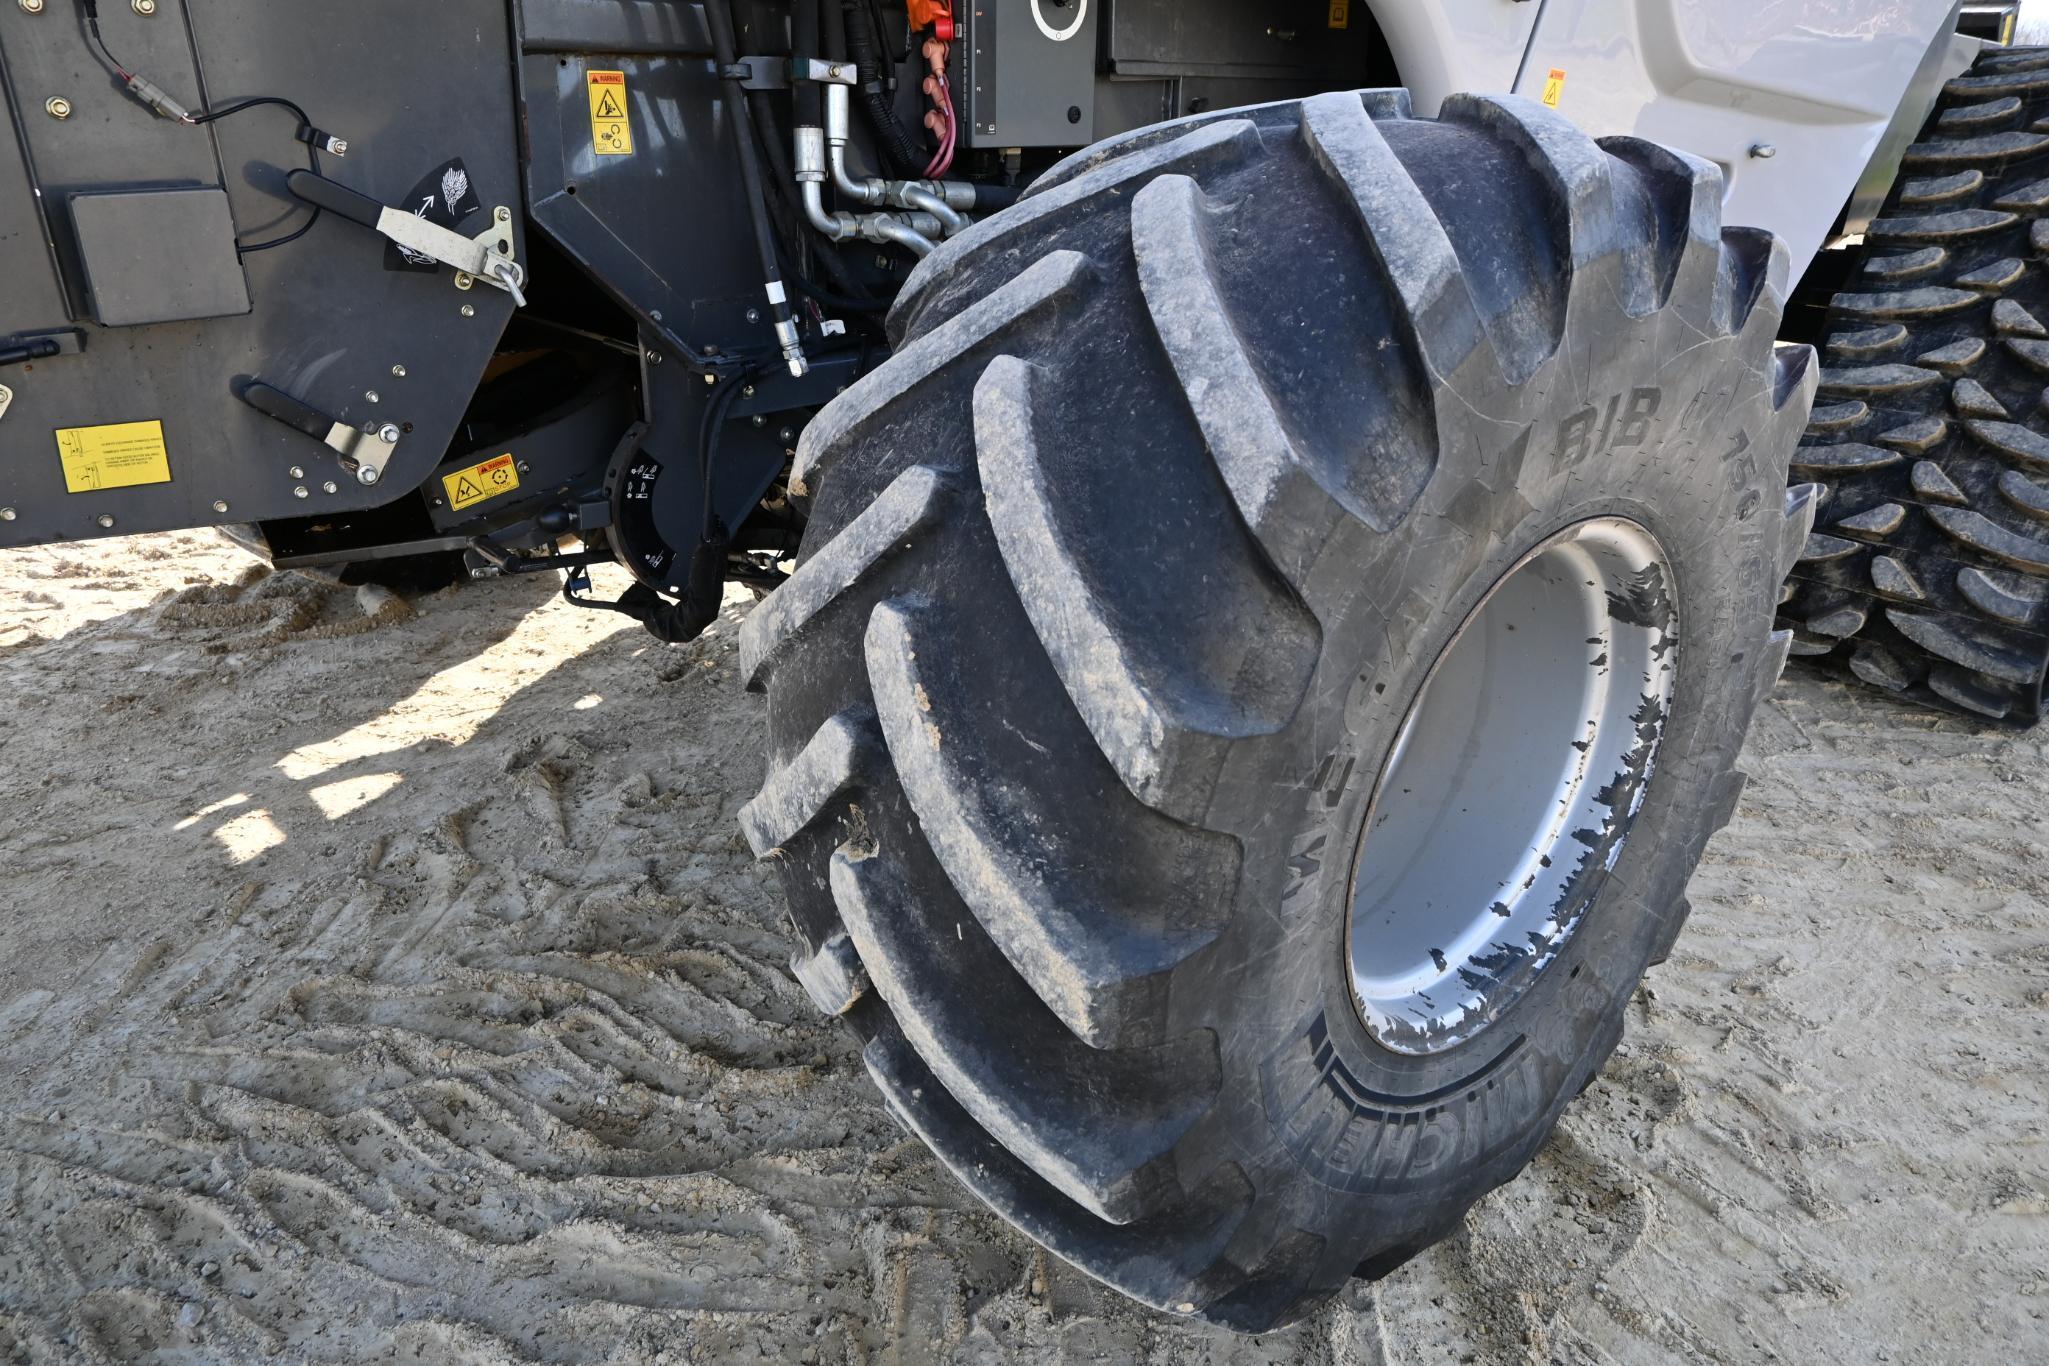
left=866, top=214, right=937, bottom=257
left=898, top=184, right=970, bottom=236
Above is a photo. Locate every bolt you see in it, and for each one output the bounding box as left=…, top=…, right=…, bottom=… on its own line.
left=212, top=500, right=228, bottom=513
left=516, top=461, right=531, bottom=474
left=18, top=0, right=44, bottom=13
left=495, top=206, right=510, bottom=222
left=704, top=374, right=718, bottom=387
left=390, top=364, right=407, bottom=378
left=645, top=349, right=663, bottom=364
left=1750, top=142, right=1777, bottom=159
left=131, top=0, right=154, bottom=14
left=751, top=414, right=766, bottom=428
left=453, top=272, right=474, bottom=290
left=778, top=427, right=794, bottom=442
left=460, top=303, right=476, bottom=317
left=44, top=96, right=71, bottom=119
left=377, top=423, right=400, bottom=444
left=322, top=480, right=338, bottom=494
left=742, top=384, right=756, bottom=398
left=357, top=465, right=379, bottom=486
left=96, top=513, right=114, bottom=528
left=289, top=466, right=304, bottom=479
left=0, top=508, right=13, bottom=521
left=746, top=307, right=762, bottom=324
left=469, top=567, right=493, bottom=581
left=364, top=389, right=380, bottom=404
left=293, top=485, right=308, bottom=499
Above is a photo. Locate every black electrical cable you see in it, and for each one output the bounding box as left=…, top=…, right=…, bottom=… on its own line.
left=76, top=5, right=328, bottom=253
left=236, top=142, right=322, bottom=254
left=79, top=0, right=129, bottom=79
left=190, top=94, right=312, bottom=130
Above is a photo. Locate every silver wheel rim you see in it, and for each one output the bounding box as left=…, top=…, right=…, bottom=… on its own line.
left=1345, top=518, right=1680, bottom=1056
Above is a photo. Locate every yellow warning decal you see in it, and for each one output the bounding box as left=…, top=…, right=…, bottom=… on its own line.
left=587, top=70, right=634, bottom=156
left=1541, top=68, right=1567, bottom=109
left=55, top=419, right=172, bottom=493
left=442, top=452, right=520, bottom=512
left=1327, top=1, right=1349, bottom=29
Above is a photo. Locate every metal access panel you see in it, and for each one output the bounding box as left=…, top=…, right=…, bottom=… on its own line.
left=1106, top=0, right=1384, bottom=80
left=69, top=187, right=250, bottom=327
left=0, top=0, right=522, bottom=549
left=956, top=0, right=1102, bottom=148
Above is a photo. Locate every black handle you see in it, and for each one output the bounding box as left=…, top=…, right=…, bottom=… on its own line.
left=0, top=337, right=60, bottom=369
left=286, top=169, right=387, bottom=228
left=239, top=380, right=333, bottom=441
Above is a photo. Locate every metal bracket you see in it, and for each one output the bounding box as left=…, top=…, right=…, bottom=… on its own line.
left=724, top=55, right=787, bottom=88
left=286, top=171, right=527, bottom=306
left=239, top=379, right=400, bottom=485
left=789, top=56, right=858, bottom=85
left=327, top=422, right=401, bottom=485
left=0, top=384, right=13, bottom=423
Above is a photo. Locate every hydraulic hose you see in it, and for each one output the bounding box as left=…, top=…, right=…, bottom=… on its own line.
left=706, top=0, right=808, bottom=375
left=793, top=0, right=822, bottom=128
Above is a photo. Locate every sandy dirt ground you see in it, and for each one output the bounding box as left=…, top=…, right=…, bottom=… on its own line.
left=0, top=531, right=2041, bottom=1364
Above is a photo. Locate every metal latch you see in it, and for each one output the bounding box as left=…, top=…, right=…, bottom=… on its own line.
left=285, top=170, right=526, bottom=306
left=239, top=380, right=399, bottom=485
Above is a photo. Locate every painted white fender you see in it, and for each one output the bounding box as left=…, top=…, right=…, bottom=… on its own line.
left=1370, top=0, right=1972, bottom=285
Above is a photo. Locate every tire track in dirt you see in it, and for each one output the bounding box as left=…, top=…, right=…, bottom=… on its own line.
left=0, top=536, right=2041, bottom=1363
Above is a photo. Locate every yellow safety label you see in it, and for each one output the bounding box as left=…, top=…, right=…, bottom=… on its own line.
left=55, top=419, right=172, bottom=493
left=587, top=70, right=634, bottom=156
left=1541, top=68, right=1567, bottom=109
left=1328, top=1, right=1349, bottom=29
left=442, top=452, right=520, bottom=512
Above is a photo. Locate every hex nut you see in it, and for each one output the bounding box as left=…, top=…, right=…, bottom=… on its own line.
left=44, top=96, right=71, bottom=119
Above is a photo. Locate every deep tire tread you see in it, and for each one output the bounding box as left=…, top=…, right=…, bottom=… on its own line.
left=1783, top=46, right=2049, bottom=723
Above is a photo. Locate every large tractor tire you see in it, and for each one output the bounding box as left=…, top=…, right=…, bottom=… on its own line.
left=737, top=90, right=1814, bottom=1330
left=1782, top=46, right=2049, bottom=721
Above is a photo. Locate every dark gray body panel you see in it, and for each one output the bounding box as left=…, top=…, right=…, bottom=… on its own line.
left=0, top=0, right=522, bottom=546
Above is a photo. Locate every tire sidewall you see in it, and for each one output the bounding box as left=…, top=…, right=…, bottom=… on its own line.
left=1184, top=296, right=1780, bottom=1244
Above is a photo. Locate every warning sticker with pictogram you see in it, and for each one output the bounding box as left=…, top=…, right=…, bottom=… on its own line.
left=55, top=419, right=172, bottom=493
left=442, top=452, right=520, bottom=513
left=1541, top=68, right=1567, bottom=109
left=587, top=70, right=634, bottom=156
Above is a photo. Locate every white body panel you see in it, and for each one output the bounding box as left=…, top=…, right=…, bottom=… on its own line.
left=1368, top=0, right=1966, bottom=285
left=1367, top=0, right=1544, bottom=118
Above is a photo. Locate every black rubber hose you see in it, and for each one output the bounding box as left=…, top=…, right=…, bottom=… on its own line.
left=705, top=0, right=799, bottom=346
left=844, top=0, right=924, bottom=175
left=972, top=182, right=1023, bottom=212
left=823, top=0, right=847, bottom=65
left=793, top=0, right=821, bottom=127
